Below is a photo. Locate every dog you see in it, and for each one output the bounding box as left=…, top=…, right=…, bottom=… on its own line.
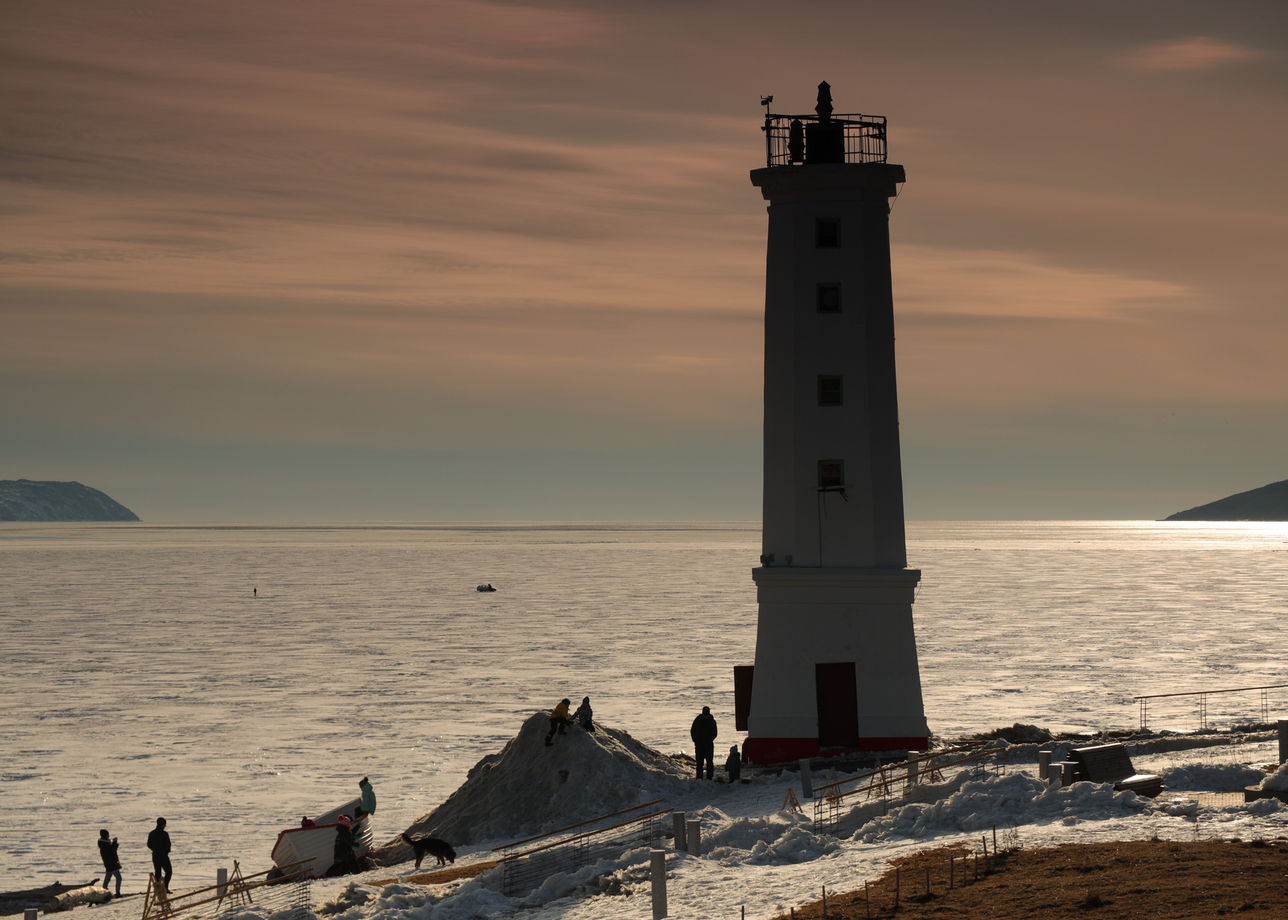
left=400, top=831, right=457, bottom=868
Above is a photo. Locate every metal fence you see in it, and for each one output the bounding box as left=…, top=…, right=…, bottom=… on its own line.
left=494, top=801, right=672, bottom=896
left=1133, top=683, right=1288, bottom=731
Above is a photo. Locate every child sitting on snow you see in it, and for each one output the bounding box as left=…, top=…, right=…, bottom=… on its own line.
left=725, top=744, right=741, bottom=783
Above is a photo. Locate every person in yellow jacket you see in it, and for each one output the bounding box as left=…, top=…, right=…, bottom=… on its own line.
left=545, top=698, right=571, bottom=745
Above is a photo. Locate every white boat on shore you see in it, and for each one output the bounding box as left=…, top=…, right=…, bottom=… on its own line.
left=270, top=798, right=374, bottom=879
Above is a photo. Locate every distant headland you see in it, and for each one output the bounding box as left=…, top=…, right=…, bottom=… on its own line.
left=0, top=479, right=139, bottom=521
left=1165, top=478, right=1288, bottom=521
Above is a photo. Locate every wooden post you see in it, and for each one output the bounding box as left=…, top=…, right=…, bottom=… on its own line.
left=1278, top=718, right=1288, bottom=765
left=142, top=873, right=172, bottom=920
left=24, top=910, right=38, bottom=920
left=799, top=758, right=814, bottom=799
left=217, top=867, right=228, bottom=899
left=685, top=818, right=701, bottom=857
left=673, top=812, right=687, bottom=851
left=865, top=881, right=871, bottom=918
left=894, top=866, right=900, bottom=908
left=821, top=885, right=827, bottom=918
left=650, top=850, right=667, bottom=920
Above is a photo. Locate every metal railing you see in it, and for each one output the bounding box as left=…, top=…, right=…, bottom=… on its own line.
left=1133, top=683, right=1288, bottom=731
left=761, top=112, right=888, bottom=167
left=494, top=800, right=672, bottom=896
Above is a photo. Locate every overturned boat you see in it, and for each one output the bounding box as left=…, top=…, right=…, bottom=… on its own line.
left=270, top=798, right=374, bottom=879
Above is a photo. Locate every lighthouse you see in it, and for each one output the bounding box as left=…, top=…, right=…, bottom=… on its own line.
left=736, top=84, right=929, bottom=763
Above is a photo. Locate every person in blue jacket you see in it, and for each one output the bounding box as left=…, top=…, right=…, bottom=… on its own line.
left=359, top=777, right=376, bottom=815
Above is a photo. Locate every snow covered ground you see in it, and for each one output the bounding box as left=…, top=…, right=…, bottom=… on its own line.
left=311, top=730, right=1288, bottom=920
left=75, top=721, right=1288, bottom=917
left=71, top=722, right=1288, bottom=920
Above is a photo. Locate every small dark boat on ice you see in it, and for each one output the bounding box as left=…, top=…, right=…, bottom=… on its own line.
left=476, top=583, right=496, bottom=592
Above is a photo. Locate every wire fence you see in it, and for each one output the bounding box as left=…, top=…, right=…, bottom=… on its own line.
left=493, top=801, right=673, bottom=896
left=135, top=861, right=310, bottom=920
left=812, top=743, right=1003, bottom=834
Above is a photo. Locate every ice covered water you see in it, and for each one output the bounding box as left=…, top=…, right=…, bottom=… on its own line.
left=3, top=520, right=1287, bottom=891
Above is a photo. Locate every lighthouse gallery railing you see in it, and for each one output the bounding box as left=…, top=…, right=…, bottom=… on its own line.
left=761, top=112, right=888, bottom=167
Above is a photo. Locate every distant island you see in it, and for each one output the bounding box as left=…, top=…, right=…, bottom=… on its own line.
left=0, top=479, right=139, bottom=521
left=1165, top=479, right=1288, bottom=521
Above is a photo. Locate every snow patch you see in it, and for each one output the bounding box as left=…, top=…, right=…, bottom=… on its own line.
left=1260, top=762, right=1288, bottom=792
left=854, top=772, right=1152, bottom=842
left=704, top=813, right=838, bottom=865
left=1162, top=761, right=1265, bottom=792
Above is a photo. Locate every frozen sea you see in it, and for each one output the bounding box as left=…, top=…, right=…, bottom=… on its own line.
left=4, top=519, right=1288, bottom=897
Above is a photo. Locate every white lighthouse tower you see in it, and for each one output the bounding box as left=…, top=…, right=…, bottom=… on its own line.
left=736, top=83, right=929, bottom=764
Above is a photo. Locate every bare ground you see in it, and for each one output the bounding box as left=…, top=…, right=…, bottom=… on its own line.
left=773, top=838, right=1288, bottom=919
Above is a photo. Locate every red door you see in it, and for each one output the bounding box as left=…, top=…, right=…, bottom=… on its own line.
left=815, top=661, right=859, bottom=750
left=734, top=665, right=754, bottom=731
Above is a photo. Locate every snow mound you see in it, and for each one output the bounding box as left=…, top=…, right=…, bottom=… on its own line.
left=1244, top=797, right=1284, bottom=816
left=1162, top=762, right=1266, bottom=792
left=853, top=772, right=1154, bottom=842
left=1260, top=762, right=1288, bottom=793
left=699, top=807, right=838, bottom=866
left=712, top=820, right=838, bottom=865
left=377, top=713, right=692, bottom=857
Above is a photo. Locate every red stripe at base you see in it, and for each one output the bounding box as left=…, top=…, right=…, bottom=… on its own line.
left=742, top=735, right=930, bottom=765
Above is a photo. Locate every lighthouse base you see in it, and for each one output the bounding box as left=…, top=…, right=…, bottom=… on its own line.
left=743, top=734, right=928, bottom=766
left=741, top=566, right=930, bottom=764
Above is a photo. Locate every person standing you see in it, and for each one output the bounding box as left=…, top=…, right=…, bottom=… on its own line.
left=690, top=706, right=718, bottom=780
left=330, top=823, right=360, bottom=876
left=98, top=829, right=121, bottom=897
left=358, top=777, right=376, bottom=815
left=146, top=817, right=172, bottom=892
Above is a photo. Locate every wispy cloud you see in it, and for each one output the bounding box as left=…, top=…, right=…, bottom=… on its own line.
left=895, top=245, right=1188, bottom=321
left=1120, top=36, right=1262, bottom=72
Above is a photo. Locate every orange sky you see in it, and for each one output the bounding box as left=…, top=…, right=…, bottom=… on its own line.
left=3, top=0, right=1286, bottom=520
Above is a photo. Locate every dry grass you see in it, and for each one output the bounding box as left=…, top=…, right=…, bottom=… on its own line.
left=368, top=859, right=497, bottom=888
left=773, top=838, right=1288, bottom=919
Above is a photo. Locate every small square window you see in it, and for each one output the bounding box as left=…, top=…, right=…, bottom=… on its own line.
left=816, top=283, right=841, bottom=313
left=818, top=459, right=845, bottom=489
left=817, top=375, right=843, bottom=407
left=815, top=218, right=839, bottom=248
